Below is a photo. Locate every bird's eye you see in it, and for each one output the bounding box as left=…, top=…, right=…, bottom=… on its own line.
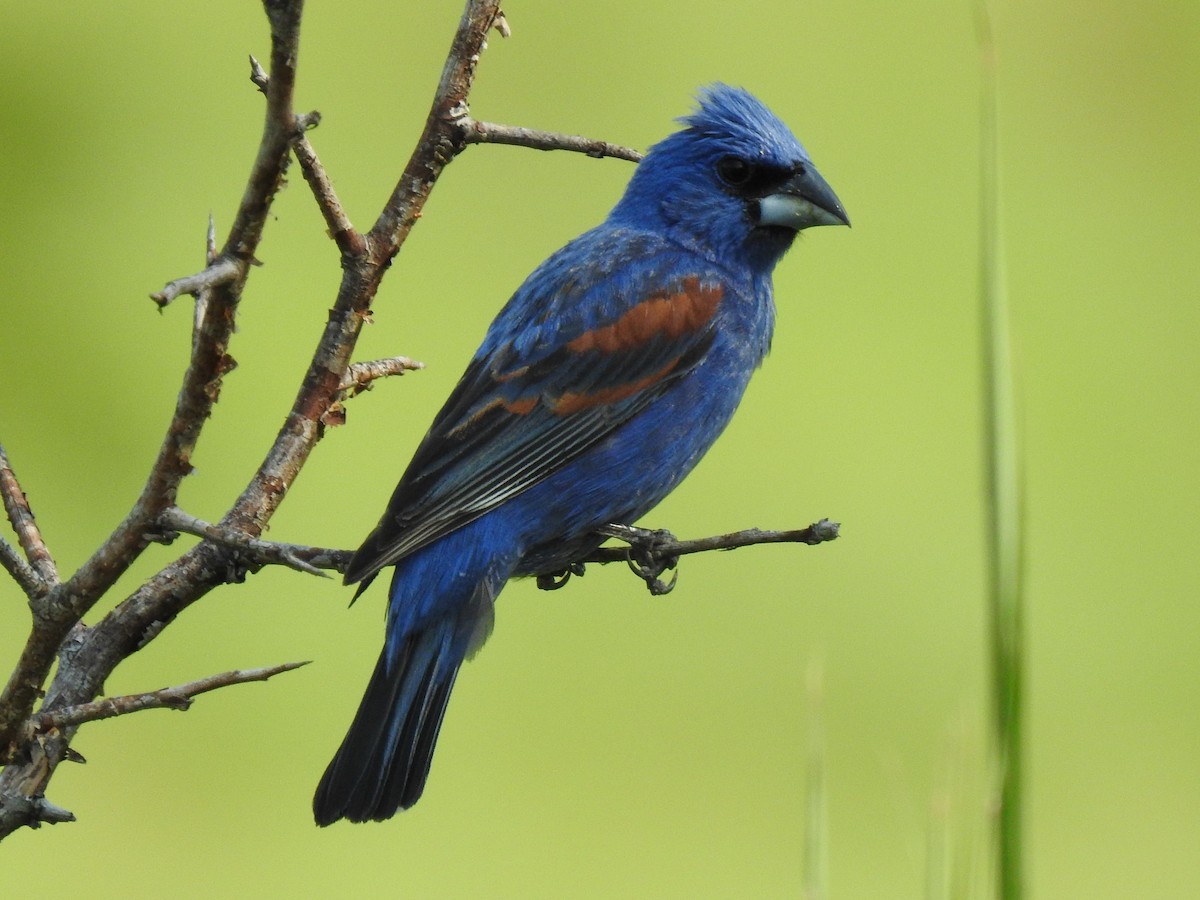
left=716, top=156, right=754, bottom=188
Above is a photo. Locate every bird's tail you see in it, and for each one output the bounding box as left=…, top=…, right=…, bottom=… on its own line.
left=313, top=610, right=478, bottom=825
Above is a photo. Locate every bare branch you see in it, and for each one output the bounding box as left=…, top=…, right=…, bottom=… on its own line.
left=150, top=256, right=240, bottom=308
left=0, top=445, right=57, bottom=589
left=370, top=0, right=506, bottom=253
left=460, top=117, right=644, bottom=162
left=588, top=519, right=842, bottom=562
left=253, top=53, right=360, bottom=256
left=340, top=356, right=425, bottom=396
left=29, top=661, right=310, bottom=734
left=0, top=794, right=75, bottom=832
left=248, top=53, right=269, bottom=93
left=158, top=507, right=348, bottom=577
left=537, top=520, right=841, bottom=594
left=291, top=117, right=365, bottom=256
left=0, top=538, right=39, bottom=598
left=0, top=0, right=307, bottom=759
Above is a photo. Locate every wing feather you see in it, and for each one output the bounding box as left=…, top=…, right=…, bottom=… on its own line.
left=344, top=249, right=726, bottom=585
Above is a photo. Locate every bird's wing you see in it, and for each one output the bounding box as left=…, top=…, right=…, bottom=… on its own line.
left=344, top=255, right=727, bottom=586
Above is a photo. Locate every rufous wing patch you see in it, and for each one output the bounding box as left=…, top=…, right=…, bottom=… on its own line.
left=566, top=277, right=723, bottom=355
left=551, top=360, right=681, bottom=415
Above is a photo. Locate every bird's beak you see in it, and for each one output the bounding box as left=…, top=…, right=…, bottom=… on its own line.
left=756, top=164, right=850, bottom=230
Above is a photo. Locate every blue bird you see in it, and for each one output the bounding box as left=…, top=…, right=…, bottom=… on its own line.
left=313, top=84, right=848, bottom=824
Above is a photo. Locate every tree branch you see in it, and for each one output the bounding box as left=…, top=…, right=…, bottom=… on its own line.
left=459, top=117, right=644, bottom=162
left=29, top=661, right=310, bottom=734
left=369, top=0, right=507, bottom=255
left=0, top=538, right=39, bottom=599
left=0, top=0, right=512, bottom=835
left=135, top=515, right=839, bottom=589
left=158, top=507, right=349, bottom=577
left=0, top=0, right=306, bottom=786
left=149, top=257, right=241, bottom=309
left=0, top=0, right=777, bottom=841
left=538, top=520, right=841, bottom=595
left=291, top=115, right=364, bottom=256
left=0, top=446, right=56, bottom=594
left=587, top=519, right=842, bottom=562
left=339, top=356, right=425, bottom=396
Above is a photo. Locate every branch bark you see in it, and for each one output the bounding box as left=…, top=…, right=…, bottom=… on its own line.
left=0, top=445, right=56, bottom=594
left=460, top=117, right=644, bottom=162
left=29, top=662, right=310, bottom=734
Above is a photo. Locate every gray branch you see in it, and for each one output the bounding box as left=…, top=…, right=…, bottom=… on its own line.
left=30, top=661, right=310, bottom=734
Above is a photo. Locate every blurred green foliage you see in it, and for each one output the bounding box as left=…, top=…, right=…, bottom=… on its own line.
left=0, top=1, right=1196, bottom=897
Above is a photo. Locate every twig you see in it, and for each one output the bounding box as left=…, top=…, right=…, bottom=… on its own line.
left=251, top=62, right=360, bottom=255
left=0, top=445, right=57, bottom=588
left=370, top=0, right=506, bottom=254
left=30, top=661, right=310, bottom=733
left=248, top=53, right=269, bottom=93
left=150, top=257, right=240, bottom=308
left=292, top=118, right=364, bottom=256
left=585, top=519, right=840, bottom=563
left=460, top=117, right=643, bottom=162
left=559, top=520, right=841, bottom=594
left=0, top=538, right=39, bottom=598
left=158, top=507, right=350, bottom=576
left=339, top=356, right=425, bottom=396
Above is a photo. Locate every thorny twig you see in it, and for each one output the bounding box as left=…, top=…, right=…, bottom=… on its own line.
left=157, top=507, right=350, bottom=577
left=537, top=520, right=841, bottom=594
left=0, top=446, right=56, bottom=595
left=29, top=662, right=310, bottom=735
left=460, top=117, right=644, bottom=162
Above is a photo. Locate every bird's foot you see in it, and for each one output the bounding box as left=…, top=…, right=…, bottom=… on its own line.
left=536, top=561, right=586, bottom=591
left=599, top=524, right=680, bottom=596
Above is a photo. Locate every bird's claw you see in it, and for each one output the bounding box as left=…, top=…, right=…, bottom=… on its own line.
left=536, top=561, right=586, bottom=591
left=616, top=526, right=680, bottom=596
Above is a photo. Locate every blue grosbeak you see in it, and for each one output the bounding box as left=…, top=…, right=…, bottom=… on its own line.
left=314, top=84, right=848, bottom=824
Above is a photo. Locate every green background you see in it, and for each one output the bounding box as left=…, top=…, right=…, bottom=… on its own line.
left=1, top=1, right=1196, bottom=897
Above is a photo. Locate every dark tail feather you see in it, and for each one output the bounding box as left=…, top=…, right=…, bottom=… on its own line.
left=313, top=619, right=463, bottom=825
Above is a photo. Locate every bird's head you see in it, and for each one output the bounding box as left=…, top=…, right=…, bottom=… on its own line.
left=611, top=84, right=848, bottom=273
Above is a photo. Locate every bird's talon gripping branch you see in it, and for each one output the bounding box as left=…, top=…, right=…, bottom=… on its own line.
left=535, top=561, right=586, bottom=591
left=633, top=561, right=679, bottom=596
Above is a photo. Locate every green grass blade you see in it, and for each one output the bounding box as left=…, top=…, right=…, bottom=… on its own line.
left=973, top=3, right=1026, bottom=898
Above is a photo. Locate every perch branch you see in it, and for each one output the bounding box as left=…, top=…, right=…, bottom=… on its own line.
left=460, top=117, right=643, bottom=162
left=587, top=519, right=841, bottom=562
left=30, top=661, right=310, bottom=734
left=536, top=520, right=842, bottom=594
left=138, top=516, right=839, bottom=588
